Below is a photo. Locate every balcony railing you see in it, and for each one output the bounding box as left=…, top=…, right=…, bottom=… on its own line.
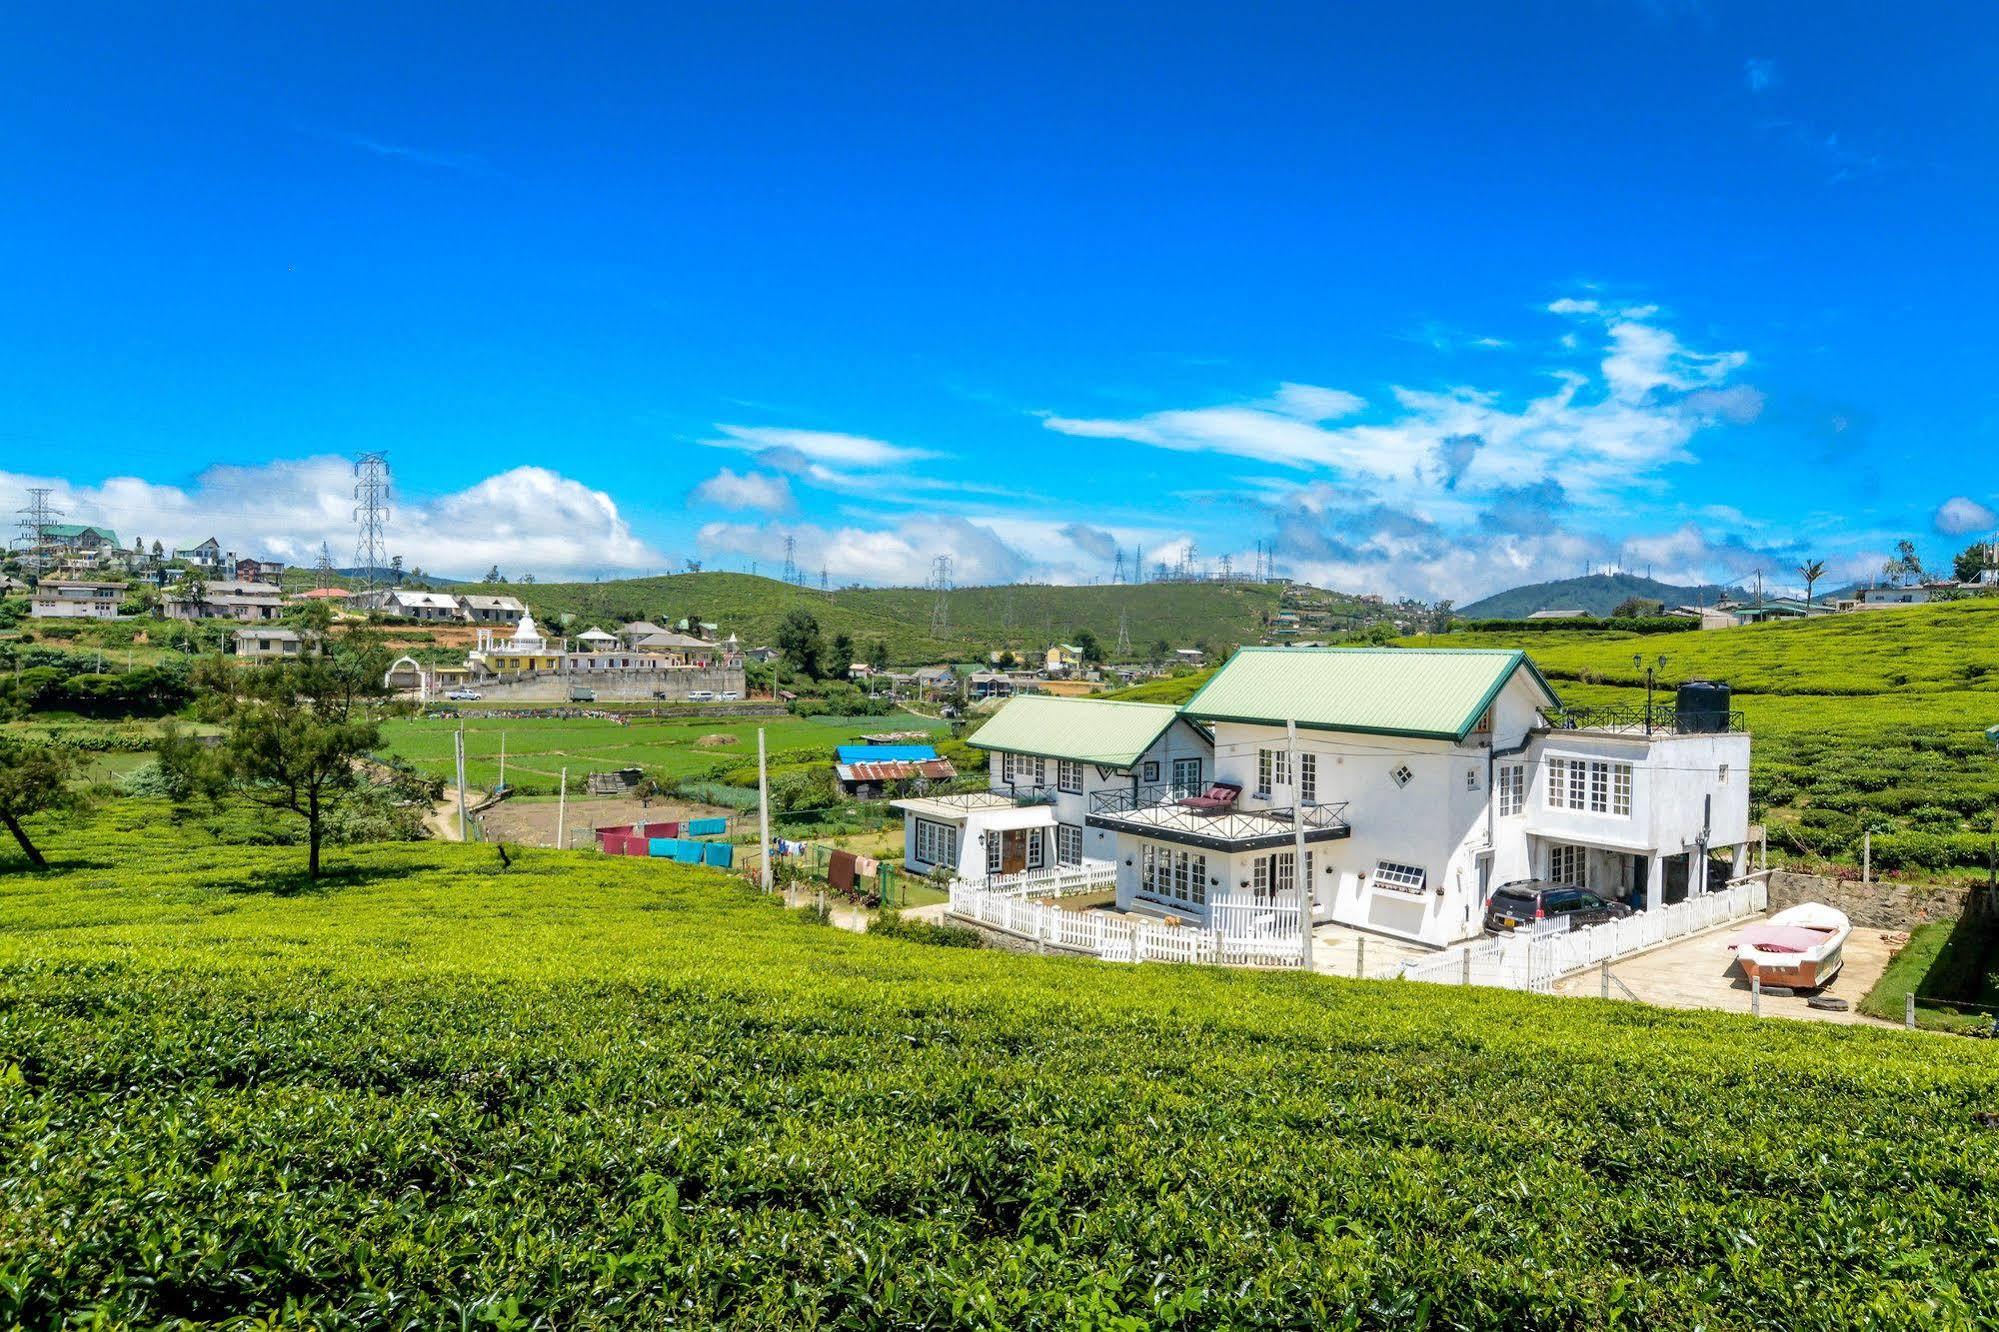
left=1541, top=703, right=1744, bottom=736
left=1086, top=784, right=1351, bottom=851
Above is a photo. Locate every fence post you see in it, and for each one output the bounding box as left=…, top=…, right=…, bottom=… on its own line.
left=1906, top=993, right=1916, bottom=1030
left=1356, top=937, right=1366, bottom=979
left=1600, top=959, right=1609, bottom=1000
left=1460, top=949, right=1471, bottom=987
left=1751, top=973, right=1761, bottom=1018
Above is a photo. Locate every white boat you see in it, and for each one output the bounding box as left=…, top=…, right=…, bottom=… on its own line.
left=1728, top=903, right=1851, bottom=990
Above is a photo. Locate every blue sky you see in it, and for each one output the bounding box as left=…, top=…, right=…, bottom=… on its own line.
left=4, top=2, right=1997, bottom=598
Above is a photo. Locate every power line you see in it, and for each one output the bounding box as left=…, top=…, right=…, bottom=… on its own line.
left=352, top=453, right=391, bottom=597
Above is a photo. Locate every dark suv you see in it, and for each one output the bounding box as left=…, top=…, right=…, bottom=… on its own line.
left=1483, top=880, right=1633, bottom=934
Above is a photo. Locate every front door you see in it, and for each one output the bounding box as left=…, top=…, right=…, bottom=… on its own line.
left=1001, top=830, right=1028, bottom=875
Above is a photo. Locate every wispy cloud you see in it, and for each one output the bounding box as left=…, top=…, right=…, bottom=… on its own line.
left=688, top=468, right=793, bottom=515
left=319, top=130, right=498, bottom=176
left=1744, top=58, right=1779, bottom=94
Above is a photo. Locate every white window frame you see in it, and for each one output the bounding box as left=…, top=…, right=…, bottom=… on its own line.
left=1550, top=843, right=1586, bottom=886
left=1142, top=760, right=1160, bottom=782
left=1001, top=752, right=1017, bottom=785
left=1025, top=830, right=1046, bottom=870
left=1373, top=860, right=1427, bottom=893
left=1057, top=759, right=1083, bottom=794
left=1298, top=751, right=1317, bottom=805
left=1257, top=747, right=1290, bottom=797
left=914, top=818, right=958, bottom=869
left=1055, top=824, right=1083, bottom=865
left=1497, top=764, right=1524, bottom=817
left=985, top=832, right=1003, bottom=875
left=1612, top=764, right=1632, bottom=816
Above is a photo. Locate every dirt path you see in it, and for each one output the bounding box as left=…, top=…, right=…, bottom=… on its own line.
left=425, top=788, right=484, bottom=842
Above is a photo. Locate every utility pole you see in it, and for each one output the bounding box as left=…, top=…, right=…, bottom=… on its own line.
left=453, top=726, right=468, bottom=842
left=929, top=553, right=952, bottom=637
left=14, top=487, right=59, bottom=576
left=556, top=767, right=568, bottom=850
left=498, top=732, right=506, bottom=792
left=352, top=452, right=391, bottom=598
left=757, top=728, right=773, bottom=892
left=1287, top=719, right=1313, bottom=972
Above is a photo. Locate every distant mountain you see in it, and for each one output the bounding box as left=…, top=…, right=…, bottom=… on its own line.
left=1458, top=573, right=1745, bottom=620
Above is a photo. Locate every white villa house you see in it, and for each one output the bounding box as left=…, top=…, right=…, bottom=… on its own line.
left=934, top=647, right=1751, bottom=952
left=892, top=697, right=1212, bottom=882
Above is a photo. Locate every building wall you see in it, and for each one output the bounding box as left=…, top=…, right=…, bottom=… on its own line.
left=448, top=666, right=747, bottom=702
left=982, top=718, right=1212, bottom=867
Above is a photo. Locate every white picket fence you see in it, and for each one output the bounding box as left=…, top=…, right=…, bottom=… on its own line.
left=956, top=860, right=1119, bottom=900
left=1401, top=875, right=1771, bottom=994
left=947, top=882, right=1307, bottom=968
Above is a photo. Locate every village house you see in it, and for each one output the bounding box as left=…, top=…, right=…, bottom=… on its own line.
left=163, top=579, right=284, bottom=622
left=233, top=627, right=303, bottom=659
left=233, top=557, right=286, bottom=583
left=173, top=537, right=226, bottom=572
left=32, top=524, right=122, bottom=567
left=835, top=743, right=957, bottom=798
left=353, top=588, right=463, bottom=621
left=1063, top=647, right=1751, bottom=948
left=30, top=576, right=125, bottom=619
left=458, top=593, right=527, bottom=624
left=892, top=696, right=1212, bottom=881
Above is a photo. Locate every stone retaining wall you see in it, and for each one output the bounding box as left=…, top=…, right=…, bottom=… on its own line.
left=1766, top=870, right=1994, bottom=930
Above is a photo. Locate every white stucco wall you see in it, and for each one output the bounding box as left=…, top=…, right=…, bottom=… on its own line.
left=982, top=717, right=1213, bottom=867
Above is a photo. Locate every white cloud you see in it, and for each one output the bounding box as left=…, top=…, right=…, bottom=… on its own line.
left=704, top=424, right=935, bottom=468
left=697, top=516, right=1027, bottom=587
left=1934, top=496, right=1997, bottom=537
left=687, top=468, right=793, bottom=514
left=3, top=460, right=664, bottom=580
left=1266, top=383, right=1366, bottom=421
left=1744, top=58, right=1779, bottom=94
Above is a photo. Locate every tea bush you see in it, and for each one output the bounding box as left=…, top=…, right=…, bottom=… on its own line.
left=3, top=801, right=1999, bottom=1328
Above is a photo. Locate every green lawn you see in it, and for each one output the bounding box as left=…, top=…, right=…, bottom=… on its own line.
left=377, top=711, right=947, bottom=794
left=5, top=801, right=1999, bottom=1326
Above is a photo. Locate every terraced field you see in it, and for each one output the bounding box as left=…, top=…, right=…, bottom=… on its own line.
left=3, top=802, right=1998, bottom=1327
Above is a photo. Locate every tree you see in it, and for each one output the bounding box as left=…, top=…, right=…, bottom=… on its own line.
left=997, top=649, right=1017, bottom=671
left=1797, top=559, right=1827, bottom=611
left=776, top=609, right=826, bottom=680
left=160, top=633, right=396, bottom=879
left=484, top=565, right=502, bottom=582
left=0, top=735, right=81, bottom=868
left=1074, top=629, right=1105, bottom=665
left=389, top=554, right=405, bottom=584
left=170, top=574, right=209, bottom=620
left=1882, top=540, right=1927, bottom=588
left=867, top=640, right=890, bottom=673
left=1953, top=542, right=1993, bottom=584
left=830, top=632, right=856, bottom=680
left=1151, top=637, right=1171, bottom=662
left=1611, top=597, right=1665, bottom=618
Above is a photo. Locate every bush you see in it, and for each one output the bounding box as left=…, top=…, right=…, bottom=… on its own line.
left=868, top=907, right=983, bottom=948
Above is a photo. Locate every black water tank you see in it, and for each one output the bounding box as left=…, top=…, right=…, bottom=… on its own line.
left=1675, top=680, right=1731, bottom=733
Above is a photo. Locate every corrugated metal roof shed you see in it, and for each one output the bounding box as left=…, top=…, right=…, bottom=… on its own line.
left=837, top=759, right=956, bottom=783
left=1182, top=647, right=1558, bottom=740
left=969, top=696, right=1183, bottom=767
left=835, top=744, right=939, bottom=763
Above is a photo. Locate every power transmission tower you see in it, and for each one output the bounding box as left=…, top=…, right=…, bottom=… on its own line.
left=1115, top=604, right=1131, bottom=656
left=1219, top=553, right=1233, bottom=583
left=928, top=554, right=952, bottom=637
left=1111, top=550, right=1126, bottom=584
left=1133, top=546, right=1143, bottom=585
left=314, top=542, right=334, bottom=590
left=14, top=487, right=59, bottom=576
left=351, top=453, right=391, bottom=597
left=782, top=535, right=799, bottom=585
left=820, top=566, right=831, bottom=599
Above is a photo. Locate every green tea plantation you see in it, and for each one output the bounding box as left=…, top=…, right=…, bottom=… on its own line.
left=5, top=802, right=1999, bottom=1327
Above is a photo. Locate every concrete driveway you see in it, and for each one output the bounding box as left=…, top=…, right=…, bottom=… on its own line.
left=1550, top=914, right=1904, bottom=1026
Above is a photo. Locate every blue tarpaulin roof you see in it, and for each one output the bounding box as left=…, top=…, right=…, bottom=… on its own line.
left=836, top=744, right=938, bottom=763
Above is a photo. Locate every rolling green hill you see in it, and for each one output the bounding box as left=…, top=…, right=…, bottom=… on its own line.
left=1458, top=571, right=1741, bottom=619
left=5, top=801, right=1995, bottom=1326
left=447, top=572, right=1281, bottom=665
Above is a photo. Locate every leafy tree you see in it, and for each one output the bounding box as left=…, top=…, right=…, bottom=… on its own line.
left=867, top=640, right=890, bottom=673
left=159, top=632, right=398, bottom=879
left=170, top=573, right=209, bottom=620
left=1797, top=558, right=1827, bottom=611
left=1882, top=539, right=1928, bottom=588
left=830, top=632, right=856, bottom=679
left=1074, top=629, right=1104, bottom=664
left=1952, top=542, right=1993, bottom=584
left=389, top=554, right=404, bottom=583
left=776, top=609, right=826, bottom=680
left=1151, top=637, right=1171, bottom=662
left=1611, top=597, right=1665, bottom=618
left=997, top=649, right=1017, bottom=671
left=484, top=565, right=502, bottom=582
left=0, top=735, right=81, bottom=868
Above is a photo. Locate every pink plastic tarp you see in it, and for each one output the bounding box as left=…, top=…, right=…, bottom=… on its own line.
left=1729, top=924, right=1832, bottom=954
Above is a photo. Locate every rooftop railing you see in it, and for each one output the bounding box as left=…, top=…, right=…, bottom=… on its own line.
left=1087, top=784, right=1351, bottom=848
left=1540, top=703, right=1745, bottom=736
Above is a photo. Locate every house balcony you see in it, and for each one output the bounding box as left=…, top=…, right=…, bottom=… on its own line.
left=1540, top=703, right=1745, bottom=736
left=1086, top=784, right=1351, bottom=853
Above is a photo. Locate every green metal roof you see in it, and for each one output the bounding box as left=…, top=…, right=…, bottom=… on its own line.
left=42, top=523, right=120, bottom=545
left=1181, top=646, right=1560, bottom=741
left=969, top=696, right=1187, bottom=767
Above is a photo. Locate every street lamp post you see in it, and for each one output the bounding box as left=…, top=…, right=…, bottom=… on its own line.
left=1633, top=653, right=1669, bottom=734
